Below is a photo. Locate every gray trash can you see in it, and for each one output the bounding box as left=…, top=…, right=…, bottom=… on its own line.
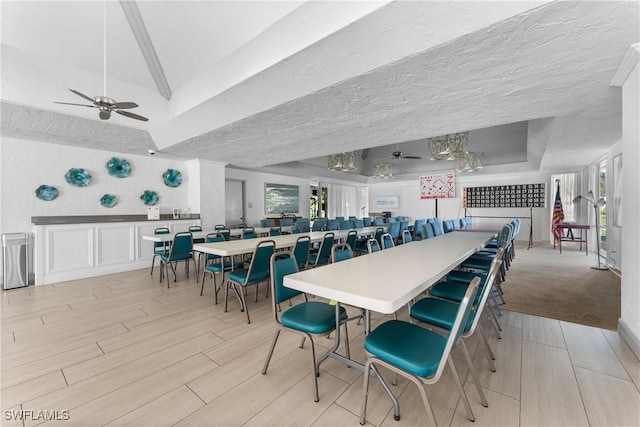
left=3, top=233, right=29, bottom=290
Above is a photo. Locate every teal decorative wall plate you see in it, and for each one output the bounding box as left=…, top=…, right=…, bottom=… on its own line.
left=65, top=168, right=92, bottom=187
left=100, top=194, right=118, bottom=208
left=35, top=185, right=59, bottom=201
left=140, top=190, right=159, bottom=206
left=162, top=169, right=182, bottom=188
left=106, top=157, right=131, bottom=178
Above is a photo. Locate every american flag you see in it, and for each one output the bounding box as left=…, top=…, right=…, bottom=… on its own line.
left=552, top=180, right=565, bottom=241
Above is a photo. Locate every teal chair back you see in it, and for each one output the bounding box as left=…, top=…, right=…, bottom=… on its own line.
left=218, top=228, right=231, bottom=241
left=381, top=233, right=394, bottom=249
left=339, top=220, right=352, bottom=230
left=214, top=224, right=226, bottom=230
left=189, top=225, right=205, bottom=243
left=374, top=227, right=384, bottom=243
left=311, top=232, right=334, bottom=266
left=269, top=227, right=281, bottom=236
left=311, top=218, right=326, bottom=231
left=246, top=240, right=275, bottom=283
left=421, top=222, right=435, bottom=239
left=363, top=217, right=372, bottom=227
left=261, top=219, right=275, bottom=227
left=270, top=253, right=302, bottom=306
left=331, top=243, right=353, bottom=263
left=373, top=217, right=384, bottom=226
left=431, top=220, right=443, bottom=236
left=413, top=219, right=426, bottom=239
left=326, top=219, right=339, bottom=231
left=154, top=227, right=170, bottom=251
left=352, top=219, right=364, bottom=228
left=443, top=220, right=455, bottom=233
left=280, top=218, right=295, bottom=226
left=402, top=230, right=412, bottom=244
left=205, top=233, right=224, bottom=261
left=242, top=228, right=258, bottom=239
left=295, top=218, right=310, bottom=232
left=345, top=230, right=357, bottom=250
left=168, top=232, right=193, bottom=261
left=387, top=222, right=401, bottom=240
left=293, top=235, right=311, bottom=269
left=367, top=239, right=380, bottom=253
left=291, top=227, right=301, bottom=234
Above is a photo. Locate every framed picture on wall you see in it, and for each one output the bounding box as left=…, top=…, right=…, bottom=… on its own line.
left=374, top=196, right=399, bottom=209
left=265, top=183, right=299, bottom=214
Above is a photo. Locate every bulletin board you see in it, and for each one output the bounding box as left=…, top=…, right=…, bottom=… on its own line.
left=419, top=172, right=455, bottom=199
left=463, top=183, right=546, bottom=208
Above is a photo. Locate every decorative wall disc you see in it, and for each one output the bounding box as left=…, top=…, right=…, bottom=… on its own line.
left=64, top=168, right=92, bottom=187
left=100, top=194, right=118, bottom=208
left=35, top=185, right=59, bottom=201
left=140, top=190, right=159, bottom=206
left=106, top=157, right=131, bottom=178
left=162, top=169, right=182, bottom=188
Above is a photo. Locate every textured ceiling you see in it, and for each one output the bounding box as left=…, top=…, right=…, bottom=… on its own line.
left=1, top=1, right=638, bottom=180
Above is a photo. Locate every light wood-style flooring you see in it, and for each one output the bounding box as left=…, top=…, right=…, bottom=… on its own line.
left=2, top=262, right=639, bottom=426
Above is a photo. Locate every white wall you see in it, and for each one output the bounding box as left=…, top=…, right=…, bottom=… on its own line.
left=0, top=137, right=195, bottom=283
left=369, top=170, right=551, bottom=243
left=225, top=167, right=311, bottom=226
left=619, top=60, right=640, bottom=357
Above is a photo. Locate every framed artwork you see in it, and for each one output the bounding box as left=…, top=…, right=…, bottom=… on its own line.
left=374, top=196, right=399, bottom=209
left=265, top=183, right=299, bottom=214
left=612, top=154, right=622, bottom=227
left=420, top=172, right=455, bottom=199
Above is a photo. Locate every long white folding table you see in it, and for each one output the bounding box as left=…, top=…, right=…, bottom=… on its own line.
left=283, top=231, right=495, bottom=415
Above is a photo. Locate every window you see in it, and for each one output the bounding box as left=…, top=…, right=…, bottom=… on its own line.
left=598, top=160, right=607, bottom=253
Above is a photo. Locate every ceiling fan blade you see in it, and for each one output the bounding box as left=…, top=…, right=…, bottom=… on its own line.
left=403, top=155, right=422, bottom=159
left=112, top=102, right=138, bottom=109
left=68, top=89, right=96, bottom=104
left=53, top=102, right=96, bottom=108
left=115, top=110, right=149, bottom=122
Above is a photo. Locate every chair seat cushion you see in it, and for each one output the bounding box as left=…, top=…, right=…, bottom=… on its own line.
left=160, top=253, right=192, bottom=262
left=227, top=268, right=270, bottom=284
left=281, top=302, right=348, bottom=334
left=154, top=248, right=168, bottom=255
left=364, top=320, right=446, bottom=378
left=461, top=256, right=493, bottom=271
left=205, top=261, right=233, bottom=273
left=410, top=298, right=475, bottom=334
left=446, top=270, right=488, bottom=285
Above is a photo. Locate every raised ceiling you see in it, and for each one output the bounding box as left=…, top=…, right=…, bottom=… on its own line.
left=2, top=1, right=638, bottom=180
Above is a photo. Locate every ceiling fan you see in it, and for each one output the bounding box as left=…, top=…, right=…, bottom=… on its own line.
left=55, top=89, right=149, bottom=122
left=383, top=144, right=422, bottom=160
left=53, top=1, right=148, bottom=122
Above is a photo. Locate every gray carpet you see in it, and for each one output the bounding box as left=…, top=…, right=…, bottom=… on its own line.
left=500, top=242, right=621, bottom=330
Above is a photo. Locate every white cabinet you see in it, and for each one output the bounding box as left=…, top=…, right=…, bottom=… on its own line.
left=34, top=219, right=200, bottom=285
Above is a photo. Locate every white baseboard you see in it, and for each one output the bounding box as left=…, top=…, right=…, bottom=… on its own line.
left=618, top=317, right=640, bottom=361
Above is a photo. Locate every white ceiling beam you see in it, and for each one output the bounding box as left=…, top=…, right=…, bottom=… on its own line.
left=119, top=0, right=172, bottom=100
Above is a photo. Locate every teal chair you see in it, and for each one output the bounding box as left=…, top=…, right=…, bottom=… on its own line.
left=159, top=232, right=195, bottom=287
left=308, top=232, right=335, bottom=268
left=367, top=239, right=381, bottom=253
left=387, top=221, right=401, bottom=244
left=218, top=228, right=231, bottom=241
left=269, top=227, right=281, bottom=236
left=262, top=252, right=350, bottom=402
left=292, top=235, right=311, bottom=270
left=200, top=233, right=232, bottom=303
left=402, top=229, right=412, bottom=244
left=189, top=225, right=205, bottom=243
left=362, top=217, right=372, bottom=227
left=295, top=218, right=310, bottom=232
left=339, top=220, right=352, bottom=230
left=425, top=248, right=506, bottom=371
left=242, top=227, right=258, bottom=239
left=431, top=220, right=444, bottom=236
left=260, top=219, right=275, bottom=227
left=326, top=219, right=339, bottom=231
left=381, top=233, right=394, bottom=249
left=345, top=230, right=357, bottom=254
left=311, top=218, right=327, bottom=231
left=290, top=227, right=301, bottom=234
left=331, top=243, right=353, bottom=263
left=373, top=227, right=385, bottom=244
left=413, top=219, right=426, bottom=240
left=352, top=219, right=364, bottom=229
left=280, top=218, right=295, bottom=227
left=443, top=220, right=456, bottom=233
left=225, top=240, right=275, bottom=323
left=373, top=217, right=385, bottom=226
left=214, top=224, right=226, bottom=230
left=360, top=278, right=481, bottom=425
left=150, top=227, right=170, bottom=275
left=421, top=222, right=435, bottom=239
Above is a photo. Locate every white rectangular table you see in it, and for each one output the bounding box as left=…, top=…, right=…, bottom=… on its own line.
left=283, top=230, right=494, bottom=414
